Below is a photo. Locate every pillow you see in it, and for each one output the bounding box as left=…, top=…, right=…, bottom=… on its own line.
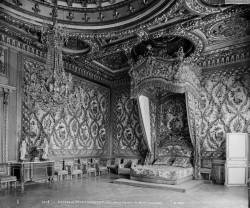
left=154, top=156, right=174, bottom=166
left=124, top=160, right=132, bottom=168
left=172, top=157, right=192, bottom=168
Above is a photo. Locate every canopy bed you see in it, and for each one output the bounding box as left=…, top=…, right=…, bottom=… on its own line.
left=128, top=34, right=203, bottom=183
left=131, top=145, right=194, bottom=185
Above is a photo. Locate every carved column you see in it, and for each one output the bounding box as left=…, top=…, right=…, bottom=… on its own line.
left=0, top=87, right=9, bottom=163
left=0, top=89, right=3, bottom=163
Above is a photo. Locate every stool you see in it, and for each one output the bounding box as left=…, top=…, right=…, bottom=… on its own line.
left=200, top=168, right=211, bottom=181
left=54, top=170, right=68, bottom=181
left=71, top=170, right=83, bottom=179
left=0, top=175, right=17, bottom=190
left=87, top=167, right=97, bottom=176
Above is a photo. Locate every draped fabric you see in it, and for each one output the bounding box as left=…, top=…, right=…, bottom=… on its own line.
left=138, top=95, right=152, bottom=152
left=185, top=92, right=201, bottom=179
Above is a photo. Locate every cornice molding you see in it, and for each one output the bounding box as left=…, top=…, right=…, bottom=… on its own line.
left=0, top=32, right=116, bottom=86
left=198, top=44, right=250, bottom=69
left=100, top=6, right=250, bottom=59
left=0, top=0, right=175, bottom=32
left=0, top=33, right=46, bottom=59
left=201, top=62, right=250, bottom=78
left=0, top=0, right=184, bottom=38
left=184, top=0, right=226, bottom=15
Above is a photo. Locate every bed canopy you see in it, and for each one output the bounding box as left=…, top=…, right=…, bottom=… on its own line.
left=129, top=35, right=202, bottom=179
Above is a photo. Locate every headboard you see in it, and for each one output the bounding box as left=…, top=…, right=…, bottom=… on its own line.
left=157, top=145, right=193, bottom=158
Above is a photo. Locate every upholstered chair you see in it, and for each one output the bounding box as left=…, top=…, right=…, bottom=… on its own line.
left=81, top=158, right=97, bottom=176
left=107, top=158, right=121, bottom=174
left=0, top=163, right=17, bottom=190
left=64, top=159, right=82, bottom=180
left=54, top=160, right=68, bottom=181
left=118, top=158, right=139, bottom=177
left=95, top=158, right=108, bottom=175
left=200, top=157, right=212, bottom=181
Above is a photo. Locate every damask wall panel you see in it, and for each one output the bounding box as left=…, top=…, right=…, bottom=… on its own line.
left=200, top=67, right=250, bottom=157
left=157, top=94, right=192, bottom=155
left=22, top=58, right=110, bottom=159
left=112, top=87, right=146, bottom=157
left=150, top=99, right=157, bottom=153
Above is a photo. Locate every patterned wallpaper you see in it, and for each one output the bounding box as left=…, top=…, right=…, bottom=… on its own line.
left=150, top=99, right=157, bottom=153
left=112, top=87, right=146, bottom=157
left=22, top=58, right=110, bottom=159
left=200, top=67, right=250, bottom=158
left=157, top=94, right=192, bottom=155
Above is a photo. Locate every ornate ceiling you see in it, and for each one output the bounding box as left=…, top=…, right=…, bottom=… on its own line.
left=1, top=0, right=175, bottom=31
left=0, top=0, right=250, bottom=83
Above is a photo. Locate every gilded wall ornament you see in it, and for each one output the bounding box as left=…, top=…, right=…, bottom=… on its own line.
left=0, top=47, right=7, bottom=76
left=184, top=0, right=225, bottom=15
left=205, top=17, right=250, bottom=44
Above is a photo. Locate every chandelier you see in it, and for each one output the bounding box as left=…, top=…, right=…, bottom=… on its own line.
left=30, top=1, right=72, bottom=111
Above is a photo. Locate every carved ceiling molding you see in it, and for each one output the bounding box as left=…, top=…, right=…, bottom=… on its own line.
left=1, top=0, right=174, bottom=31
left=64, top=60, right=111, bottom=85
left=0, top=3, right=246, bottom=54
left=179, top=6, right=249, bottom=32
left=0, top=32, right=116, bottom=86
left=198, top=44, right=250, bottom=69
left=96, top=51, right=129, bottom=72
left=0, top=33, right=46, bottom=58
left=152, top=31, right=204, bottom=62
left=184, top=0, right=226, bottom=15
left=111, top=76, right=131, bottom=87
left=152, top=0, right=187, bottom=24
left=101, top=6, right=249, bottom=58
left=0, top=0, right=186, bottom=38
left=202, top=64, right=250, bottom=80
left=0, top=21, right=129, bottom=83
left=1, top=4, right=247, bottom=43
left=2, top=0, right=161, bottom=24
left=203, top=17, right=250, bottom=45
left=82, top=39, right=100, bottom=57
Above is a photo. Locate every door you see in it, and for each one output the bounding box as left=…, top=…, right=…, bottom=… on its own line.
left=225, top=133, right=248, bottom=186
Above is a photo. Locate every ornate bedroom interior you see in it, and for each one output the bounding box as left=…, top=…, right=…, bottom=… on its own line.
left=0, top=0, right=249, bottom=207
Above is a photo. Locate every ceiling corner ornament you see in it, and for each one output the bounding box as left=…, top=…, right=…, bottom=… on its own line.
left=12, top=0, right=22, bottom=7
left=184, top=0, right=226, bottom=15
left=27, top=1, right=73, bottom=112
left=153, top=0, right=185, bottom=24
left=32, top=3, right=40, bottom=14
left=136, top=28, right=150, bottom=42
left=84, top=39, right=100, bottom=57
left=121, top=46, right=133, bottom=67
left=205, top=17, right=250, bottom=44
